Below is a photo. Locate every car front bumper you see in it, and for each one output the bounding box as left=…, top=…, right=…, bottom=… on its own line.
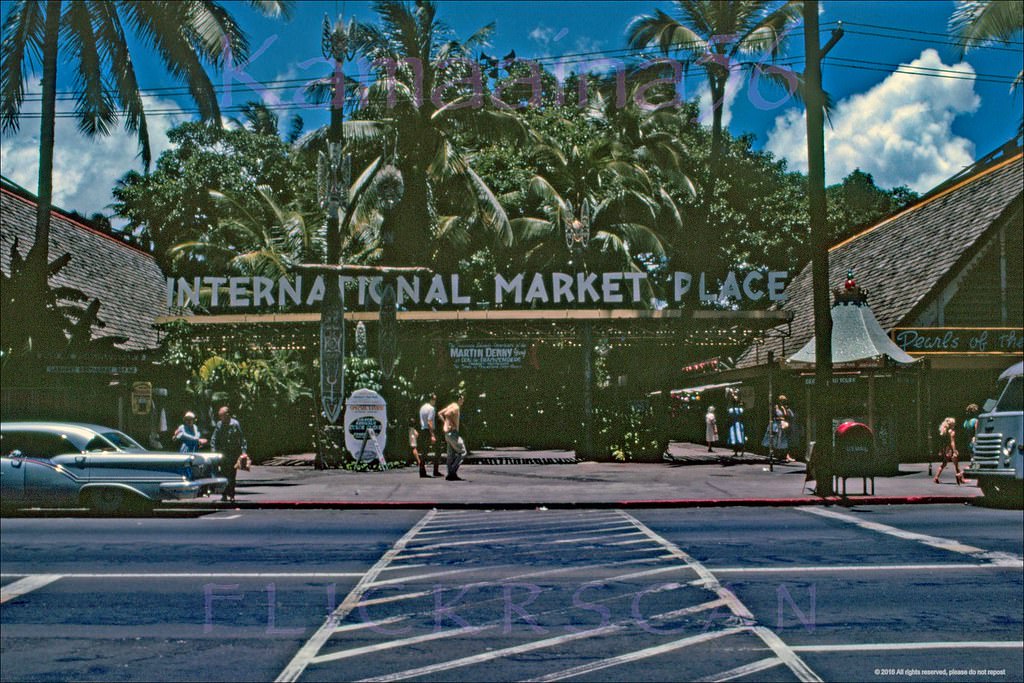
left=159, top=477, right=229, bottom=499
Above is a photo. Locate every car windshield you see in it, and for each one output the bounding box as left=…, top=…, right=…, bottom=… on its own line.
left=100, top=430, right=146, bottom=451
left=995, top=376, right=1023, bottom=413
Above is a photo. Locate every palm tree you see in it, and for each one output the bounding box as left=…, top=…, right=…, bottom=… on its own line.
left=170, top=156, right=393, bottom=279
left=0, top=0, right=291, bottom=295
left=511, top=131, right=681, bottom=285
left=358, top=0, right=517, bottom=266
left=950, top=0, right=1024, bottom=91
left=627, top=1, right=803, bottom=183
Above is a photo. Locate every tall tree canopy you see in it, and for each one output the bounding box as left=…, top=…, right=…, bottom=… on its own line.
left=0, top=0, right=291, bottom=292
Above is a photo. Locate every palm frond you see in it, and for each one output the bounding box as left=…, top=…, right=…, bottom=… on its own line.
left=0, top=0, right=45, bottom=134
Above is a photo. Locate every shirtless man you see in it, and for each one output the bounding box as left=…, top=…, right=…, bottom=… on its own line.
left=437, top=394, right=467, bottom=481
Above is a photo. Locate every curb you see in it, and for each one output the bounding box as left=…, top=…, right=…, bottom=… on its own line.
left=162, top=495, right=978, bottom=511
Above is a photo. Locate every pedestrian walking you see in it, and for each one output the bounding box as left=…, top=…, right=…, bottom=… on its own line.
left=762, top=395, right=795, bottom=463
left=726, top=390, right=746, bottom=457
left=211, top=406, right=248, bottom=502
left=933, top=416, right=965, bottom=485
left=418, top=394, right=440, bottom=477
left=408, top=417, right=428, bottom=478
left=437, top=394, right=467, bottom=481
left=172, top=411, right=207, bottom=454
left=705, top=405, right=718, bottom=453
left=961, top=403, right=980, bottom=461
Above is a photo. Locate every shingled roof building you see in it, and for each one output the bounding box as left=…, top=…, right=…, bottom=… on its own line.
left=1, top=177, right=169, bottom=428
left=726, top=139, right=1023, bottom=462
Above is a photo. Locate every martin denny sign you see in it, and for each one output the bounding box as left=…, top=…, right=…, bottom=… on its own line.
left=166, top=270, right=789, bottom=309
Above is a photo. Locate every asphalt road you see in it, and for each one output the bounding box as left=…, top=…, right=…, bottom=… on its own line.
left=2, top=505, right=1022, bottom=683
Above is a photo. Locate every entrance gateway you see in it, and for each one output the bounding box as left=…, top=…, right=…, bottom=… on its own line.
left=157, top=270, right=792, bottom=456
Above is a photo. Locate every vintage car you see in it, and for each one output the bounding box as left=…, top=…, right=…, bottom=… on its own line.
left=1, top=422, right=227, bottom=513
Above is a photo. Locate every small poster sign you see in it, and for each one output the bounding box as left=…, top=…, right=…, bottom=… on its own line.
left=344, top=388, right=388, bottom=465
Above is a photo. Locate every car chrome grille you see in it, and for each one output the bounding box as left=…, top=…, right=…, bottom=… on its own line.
left=973, top=433, right=1003, bottom=467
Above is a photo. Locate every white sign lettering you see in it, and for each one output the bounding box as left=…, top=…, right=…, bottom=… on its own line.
left=166, top=271, right=789, bottom=310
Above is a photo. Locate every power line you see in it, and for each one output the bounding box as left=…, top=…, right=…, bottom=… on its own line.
left=840, top=20, right=1024, bottom=45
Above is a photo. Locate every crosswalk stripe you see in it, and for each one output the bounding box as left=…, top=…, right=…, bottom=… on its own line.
left=1, top=575, right=63, bottom=604
left=526, top=627, right=746, bottom=682
left=275, top=510, right=436, bottom=683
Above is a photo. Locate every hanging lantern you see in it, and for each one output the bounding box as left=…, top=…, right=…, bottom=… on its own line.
left=844, top=269, right=856, bottom=291
left=355, top=321, right=367, bottom=357
left=564, top=198, right=592, bottom=250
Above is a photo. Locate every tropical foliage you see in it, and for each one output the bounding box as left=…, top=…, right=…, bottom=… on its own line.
left=1, top=238, right=127, bottom=373
left=627, top=0, right=804, bottom=187
left=0, top=0, right=291, bottom=292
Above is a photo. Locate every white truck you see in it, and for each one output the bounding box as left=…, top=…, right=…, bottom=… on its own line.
left=967, top=361, right=1024, bottom=505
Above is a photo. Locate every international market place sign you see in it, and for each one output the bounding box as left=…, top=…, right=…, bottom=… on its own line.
left=165, top=270, right=790, bottom=309
left=891, top=327, right=1024, bottom=355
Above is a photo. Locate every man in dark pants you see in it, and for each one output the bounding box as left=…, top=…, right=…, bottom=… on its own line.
left=418, top=393, right=440, bottom=478
left=211, top=406, right=248, bottom=502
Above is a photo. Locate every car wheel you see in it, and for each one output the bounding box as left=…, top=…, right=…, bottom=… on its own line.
left=87, top=488, right=126, bottom=515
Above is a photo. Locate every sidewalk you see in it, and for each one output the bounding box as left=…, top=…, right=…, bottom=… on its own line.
left=169, top=442, right=982, bottom=509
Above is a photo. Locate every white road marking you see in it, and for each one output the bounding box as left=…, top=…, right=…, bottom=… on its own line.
left=379, top=563, right=426, bottom=571
left=311, top=625, right=492, bottom=664
left=706, top=562, right=1022, bottom=574
left=617, top=511, right=822, bottom=683
left=356, top=590, right=432, bottom=607
left=204, top=514, right=241, bottom=520
left=332, top=616, right=407, bottom=634
left=751, top=626, right=823, bottom=683
left=355, top=597, right=733, bottom=682
left=791, top=640, right=1024, bottom=653
left=608, top=537, right=657, bottom=546
left=1, top=575, right=62, bottom=604
left=699, top=657, right=784, bottom=682
left=1, top=572, right=363, bottom=579
left=390, top=551, right=438, bottom=560
left=275, top=509, right=436, bottom=683
left=527, top=626, right=746, bottom=682
left=799, top=507, right=1023, bottom=565
left=418, top=517, right=622, bottom=535
left=356, top=624, right=623, bottom=682
left=548, top=531, right=645, bottom=544
left=369, top=565, right=503, bottom=587
left=409, top=525, right=639, bottom=550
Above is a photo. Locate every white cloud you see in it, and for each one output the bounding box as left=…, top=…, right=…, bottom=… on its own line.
left=765, top=49, right=980, bottom=192
left=0, top=78, right=186, bottom=217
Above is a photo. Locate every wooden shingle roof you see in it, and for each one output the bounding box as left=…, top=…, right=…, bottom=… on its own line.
left=736, top=151, right=1024, bottom=369
left=0, top=185, right=167, bottom=351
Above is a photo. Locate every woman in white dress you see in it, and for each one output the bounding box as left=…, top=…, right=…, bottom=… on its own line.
left=705, top=406, right=718, bottom=453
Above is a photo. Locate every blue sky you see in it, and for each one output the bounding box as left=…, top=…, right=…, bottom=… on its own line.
left=1, top=0, right=1021, bottom=218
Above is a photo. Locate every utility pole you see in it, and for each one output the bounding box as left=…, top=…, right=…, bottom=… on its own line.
left=804, top=3, right=843, bottom=496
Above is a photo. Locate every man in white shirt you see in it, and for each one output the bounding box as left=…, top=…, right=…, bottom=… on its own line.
left=418, top=394, right=440, bottom=478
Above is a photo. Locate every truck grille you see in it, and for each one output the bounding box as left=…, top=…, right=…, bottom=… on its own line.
left=973, top=433, right=1004, bottom=467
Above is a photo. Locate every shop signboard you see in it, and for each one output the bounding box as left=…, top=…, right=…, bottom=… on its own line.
left=449, top=342, right=529, bottom=370
left=891, top=327, right=1024, bottom=355
left=343, top=388, right=387, bottom=465
left=131, top=381, right=153, bottom=415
